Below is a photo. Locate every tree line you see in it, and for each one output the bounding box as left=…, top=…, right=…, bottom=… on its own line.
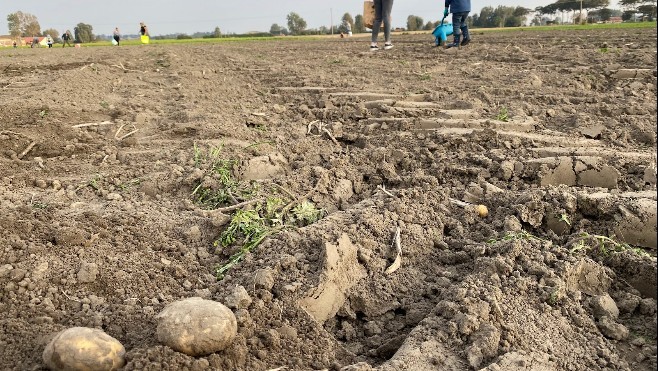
left=6, top=11, right=94, bottom=43
left=535, top=0, right=656, bottom=23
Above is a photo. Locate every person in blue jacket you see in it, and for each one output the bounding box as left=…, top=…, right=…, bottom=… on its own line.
left=444, top=0, right=471, bottom=48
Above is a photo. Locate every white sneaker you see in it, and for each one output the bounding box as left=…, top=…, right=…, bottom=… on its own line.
left=370, top=45, right=380, bottom=52
left=384, top=43, right=394, bottom=50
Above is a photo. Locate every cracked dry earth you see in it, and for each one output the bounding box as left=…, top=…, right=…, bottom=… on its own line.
left=0, top=27, right=657, bottom=370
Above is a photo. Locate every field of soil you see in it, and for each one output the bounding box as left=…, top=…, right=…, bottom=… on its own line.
left=1, top=26, right=657, bottom=370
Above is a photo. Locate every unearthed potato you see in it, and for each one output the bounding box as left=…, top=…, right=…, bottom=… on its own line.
left=156, top=297, right=237, bottom=356
left=476, top=204, right=489, bottom=218
left=42, top=327, right=125, bottom=371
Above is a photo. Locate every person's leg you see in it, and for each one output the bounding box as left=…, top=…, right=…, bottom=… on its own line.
left=460, top=13, right=470, bottom=45
left=451, top=13, right=462, bottom=45
left=382, top=0, right=394, bottom=45
left=371, top=0, right=383, bottom=44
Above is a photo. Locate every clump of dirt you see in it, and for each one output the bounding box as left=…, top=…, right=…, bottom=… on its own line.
left=0, top=27, right=656, bottom=370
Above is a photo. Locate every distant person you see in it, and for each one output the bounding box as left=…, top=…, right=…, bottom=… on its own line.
left=444, top=0, right=471, bottom=48
left=31, top=36, right=39, bottom=48
left=46, top=35, right=54, bottom=48
left=370, top=0, right=394, bottom=51
left=62, top=30, right=73, bottom=47
left=139, top=22, right=148, bottom=36
left=113, top=27, right=121, bottom=46
left=12, top=40, right=17, bottom=48
left=139, top=22, right=150, bottom=44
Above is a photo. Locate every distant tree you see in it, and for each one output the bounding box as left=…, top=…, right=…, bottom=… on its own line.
left=177, top=34, right=192, bottom=39
left=7, top=11, right=41, bottom=37
left=286, top=12, right=307, bottom=35
left=339, top=12, right=354, bottom=33
left=471, top=6, right=530, bottom=27
left=74, top=23, right=94, bottom=43
left=620, top=0, right=642, bottom=6
left=270, top=23, right=282, bottom=35
left=212, top=26, right=221, bottom=38
left=42, top=28, right=60, bottom=42
left=406, top=15, right=424, bottom=31
left=280, top=27, right=289, bottom=35
left=638, top=4, right=657, bottom=20
left=353, top=14, right=365, bottom=33
left=423, top=21, right=434, bottom=30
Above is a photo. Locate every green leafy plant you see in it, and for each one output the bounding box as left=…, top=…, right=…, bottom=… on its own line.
left=215, top=208, right=278, bottom=279
left=191, top=144, right=251, bottom=209
left=559, top=213, right=571, bottom=226
left=213, top=198, right=325, bottom=279
left=568, top=232, right=647, bottom=257
left=118, top=178, right=141, bottom=191
left=487, top=230, right=545, bottom=244
left=292, top=200, right=324, bottom=226
left=31, top=201, right=49, bottom=209
left=495, top=106, right=509, bottom=122
left=89, top=174, right=102, bottom=190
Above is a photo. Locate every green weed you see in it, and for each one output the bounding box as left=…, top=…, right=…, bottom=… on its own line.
left=292, top=200, right=324, bottom=226
left=31, top=201, right=49, bottom=209
left=118, top=178, right=141, bottom=191
left=213, top=198, right=324, bottom=279
left=495, top=106, right=509, bottom=122
left=487, top=230, right=545, bottom=244
left=568, top=232, right=648, bottom=257
left=215, top=209, right=274, bottom=279
left=191, top=144, right=252, bottom=209
left=89, top=174, right=102, bottom=190
left=195, top=142, right=327, bottom=278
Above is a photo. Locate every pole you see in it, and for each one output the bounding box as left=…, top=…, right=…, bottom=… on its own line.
left=580, top=0, right=583, bottom=24
left=330, top=8, right=334, bottom=35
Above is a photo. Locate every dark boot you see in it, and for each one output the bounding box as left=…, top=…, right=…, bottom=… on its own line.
left=460, top=27, right=471, bottom=46
left=445, top=35, right=460, bottom=49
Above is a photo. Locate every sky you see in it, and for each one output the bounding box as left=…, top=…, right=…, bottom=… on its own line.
left=1, top=0, right=622, bottom=36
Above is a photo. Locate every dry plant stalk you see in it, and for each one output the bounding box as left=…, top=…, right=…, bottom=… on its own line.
left=385, top=227, right=402, bottom=275
left=72, top=121, right=116, bottom=128
left=18, top=141, right=37, bottom=159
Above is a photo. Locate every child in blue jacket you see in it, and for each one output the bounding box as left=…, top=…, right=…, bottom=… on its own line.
left=444, top=0, right=471, bottom=48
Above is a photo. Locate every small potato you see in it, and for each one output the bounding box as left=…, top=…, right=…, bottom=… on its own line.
left=475, top=204, right=489, bottom=218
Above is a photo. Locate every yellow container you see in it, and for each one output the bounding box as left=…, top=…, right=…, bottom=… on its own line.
left=140, top=35, right=150, bottom=44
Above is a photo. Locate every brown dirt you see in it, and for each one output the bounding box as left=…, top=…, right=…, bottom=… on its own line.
left=1, top=27, right=656, bottom=371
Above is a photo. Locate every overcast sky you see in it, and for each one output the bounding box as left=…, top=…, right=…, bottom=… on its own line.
left=1, top=0, right=621, bottom=35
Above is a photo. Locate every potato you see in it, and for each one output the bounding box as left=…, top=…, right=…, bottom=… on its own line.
left=476, top=204, right=489, bottom=218
left=43, top=327, right=125, bottom=371
left=156, top=297, right=237, bottom=356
